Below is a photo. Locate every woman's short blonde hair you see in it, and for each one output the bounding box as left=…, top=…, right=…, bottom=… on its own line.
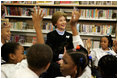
left=51, top=11, right=67, bottom=28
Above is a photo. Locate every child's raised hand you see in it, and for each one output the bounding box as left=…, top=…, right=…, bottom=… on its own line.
left=32, top=6, right=45, bottom=29
left=70, top=9, right=81, bottom=26
left=86, top=38, right=92, bottom=49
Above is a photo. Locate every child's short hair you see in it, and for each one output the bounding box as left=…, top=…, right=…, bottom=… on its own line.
left=98, top=55, right=117, bottom=78
left=1, top=42, right=20, bottom=62
left=51, top=11, right=67, bottom=28
left=26, top=44, right=53, bottom=69
left=67, top=45, right=88, bottom=77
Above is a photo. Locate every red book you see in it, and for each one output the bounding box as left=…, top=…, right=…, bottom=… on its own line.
left=60, top=1, right=71, bottom=4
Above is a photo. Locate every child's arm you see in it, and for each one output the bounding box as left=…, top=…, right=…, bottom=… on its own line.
left=70, top=9, right=84, bottom=47
left=32, top=6, right=45, bottom=44
left=70, top=9, right=81, bottom=36
left=86, top=38, right=92, bottom=54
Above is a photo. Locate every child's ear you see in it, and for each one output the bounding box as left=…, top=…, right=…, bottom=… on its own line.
left=9, top=53, right=16, bottom=60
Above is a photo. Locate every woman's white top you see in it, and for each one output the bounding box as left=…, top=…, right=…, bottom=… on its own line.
left=90, top=48, right=116, bottom=66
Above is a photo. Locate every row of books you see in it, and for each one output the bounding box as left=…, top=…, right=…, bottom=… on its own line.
left=78, top=1, right=116, bottom=5
left=5, top=7, right=116, bottom=19
left=10, top=35, right=37, bottom=45
left=77, top=24, right=113, bottom=35
left=5, top=7, right=32, bottom=16
left=5, top=7, right=60, bottom=16
left=10, top=34, right=47, bottom=46
left=83, top=40, right=100, bottom=49
left=2, top=1, right=54, bottom=4
left=10, top=22, right=27, bottom=30
left=80, top=9, right=116, bottom=19
left=2, top=1, right=117, bottom=5
left=10, top=21, right=55, bottom=32
left=64, top=9, right=116, bottom=19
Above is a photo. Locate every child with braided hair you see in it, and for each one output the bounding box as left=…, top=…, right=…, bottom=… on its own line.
left=86, top=35, right=116, bottom=77
left=58, top=45, right=92, bottom=78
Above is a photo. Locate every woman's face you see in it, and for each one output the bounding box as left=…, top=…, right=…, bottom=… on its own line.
left=100, top=37, right=109, bottom=50
left=60, top=52, right=76, bottom=77
left=55, top=16, right=67, bottom=31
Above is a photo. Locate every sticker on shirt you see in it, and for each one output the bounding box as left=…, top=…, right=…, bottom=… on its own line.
left=66, top=35, right=70, bottom=39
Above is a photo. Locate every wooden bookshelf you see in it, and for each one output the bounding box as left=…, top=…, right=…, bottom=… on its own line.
left=5, top=15, right=117, bottom=22
left=3, top=3, right=117, bottom=9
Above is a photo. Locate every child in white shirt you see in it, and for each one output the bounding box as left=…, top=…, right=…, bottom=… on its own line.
left=1, top=42, right=25, bottom=78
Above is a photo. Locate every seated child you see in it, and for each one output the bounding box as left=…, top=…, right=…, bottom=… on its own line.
left=87, top=35, right=116, bottom=67
left=59, top=45, right=92, bottom=78
left=12, top=44, right=53, bottom=78
left=1, top=42, right=25, bottom=78
left=86, top=35, right=116, bottom=77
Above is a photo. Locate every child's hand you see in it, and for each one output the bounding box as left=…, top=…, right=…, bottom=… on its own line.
left=57, top=59, right=63, bottom=65
left=70, top=9, right=81, bottom=26
left=86, top=38, right=92, bottom=49
left=32, top=6, right=45, bottom=29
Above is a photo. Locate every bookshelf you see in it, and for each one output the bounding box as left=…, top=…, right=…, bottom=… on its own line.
left=3, top=3, right=117, bottom=9
left=5, top=15, right=117, bottom=21
left=2, top=1, right=117, bottom=48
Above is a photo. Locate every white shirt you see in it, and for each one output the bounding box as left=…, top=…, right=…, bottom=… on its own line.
left=1, top=64, right=16, bottom=78
left=16, top=59, right=28, bottom=68
left=12, top=66, right=39, bottom=78
left=79, top=66, right=92, bottom=78
left=1, top=59, right=28, bottom=78
left=73, top=35, right=84, bottom=48
left=56, top=29, right=65, bottom=35
left=90, top=48, right=116, bottom=66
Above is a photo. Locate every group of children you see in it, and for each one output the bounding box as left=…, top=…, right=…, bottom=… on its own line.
left=1, top=6, right=117, bottom=78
